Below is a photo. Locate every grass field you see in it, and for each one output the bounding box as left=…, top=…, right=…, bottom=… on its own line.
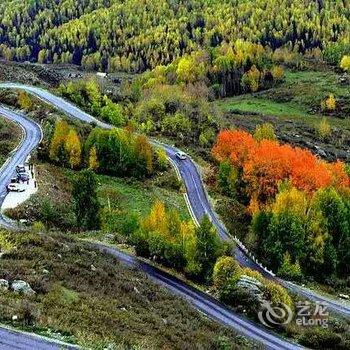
left=96, top=172, right=189, bottom=220
left=216, top=69, right=350, bottom=131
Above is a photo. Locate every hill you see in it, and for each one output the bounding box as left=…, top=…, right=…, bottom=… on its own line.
left=0, top=0, right=349, bottom=72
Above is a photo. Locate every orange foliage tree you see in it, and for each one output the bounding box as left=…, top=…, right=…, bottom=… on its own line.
left=212, top=129, right=255, bottom=167
left=212, top=129, right=349, bottom=203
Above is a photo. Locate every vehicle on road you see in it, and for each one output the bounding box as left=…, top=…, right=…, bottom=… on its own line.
left=7, top=183, right=25, bottom=192
left=175, top=151, right=187, bottom=160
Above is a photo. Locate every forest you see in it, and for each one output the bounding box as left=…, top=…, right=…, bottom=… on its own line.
left=0, top=0, right=349, bottom=73
left=212, top=128, right=350, bottom=283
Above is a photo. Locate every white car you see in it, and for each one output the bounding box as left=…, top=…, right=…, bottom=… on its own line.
left=7, top=183, right=25, bottom=192
left=175, top=152, right=187, bottom=160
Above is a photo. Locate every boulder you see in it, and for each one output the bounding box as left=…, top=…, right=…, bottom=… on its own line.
left=11, top=280, right=35, bottom=295
left=236, top=275, right=265, bottom=303
left=0, top=279, right=9, bottom=291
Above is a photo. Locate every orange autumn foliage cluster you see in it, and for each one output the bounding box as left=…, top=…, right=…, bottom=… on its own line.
left=212, top=130, right=349, bottom=201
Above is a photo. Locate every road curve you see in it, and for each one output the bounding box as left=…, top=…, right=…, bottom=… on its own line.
left=0, top=86, right=305, bottom=350
left=1, top=83, right=349, bottom=318
left=0, top=325, right=79, bottom=349
left=0, top=105, right=42, bottom=229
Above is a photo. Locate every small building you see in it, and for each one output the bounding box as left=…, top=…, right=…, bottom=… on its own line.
left=96, top=72, right=107, bottom=78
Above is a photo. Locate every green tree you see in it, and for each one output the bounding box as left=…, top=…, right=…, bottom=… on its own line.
left=213, top=256, right=241, bottom=301
left=72, top=170, right=101, bottom=230
left=194, top=216, right=222, bottom=281
left=218, top=161, right=238, bottom=197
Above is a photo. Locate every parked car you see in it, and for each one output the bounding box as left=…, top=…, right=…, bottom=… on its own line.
left=10, top=177, right=18, bottom=183
left=7, top=183, right=25, bottom=192
left=175, top=152, right=187, bottom=160
left=17, top=173, right=30, bottom=182
left=339, top=294, right=350, bottom=300
left=16, top=164, right=26, bottom=173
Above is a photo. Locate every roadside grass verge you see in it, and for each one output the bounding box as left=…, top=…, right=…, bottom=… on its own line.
left=0, top=117, right=22, bottom=167
left=5, top=163, right=189, bottom=229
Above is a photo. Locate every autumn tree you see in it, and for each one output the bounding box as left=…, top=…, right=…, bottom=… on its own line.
left=241, top=65, right=261, bottom=92
left=340, top=55, right=350, bottom=71
left=253, top=123, right=277, bottom=142
left=88, top=146, right=99, bottom=171
left=18, top=91, right=33, bottom=111
left=49, top=119, right=70, bottom=164
left=65, top=129, right=82, bottom=169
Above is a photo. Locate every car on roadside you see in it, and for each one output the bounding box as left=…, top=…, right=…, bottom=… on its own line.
left=7, top=183, right=25, bottom=192
left=175, top=152, right=187, bottom=160
left=16, top=164, right=26, bottom=173
left=17, top=173, right=30, bottom=182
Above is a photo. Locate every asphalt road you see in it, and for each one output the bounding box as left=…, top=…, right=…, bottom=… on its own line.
left=0, top=83, right=348, bottom=348
left=0, top=105, right=42, bottom=229
left=0, top=327, right=78, bottom=350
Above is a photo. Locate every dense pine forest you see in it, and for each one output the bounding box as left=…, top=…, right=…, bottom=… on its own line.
left=0, top=0, right=349, bottom=73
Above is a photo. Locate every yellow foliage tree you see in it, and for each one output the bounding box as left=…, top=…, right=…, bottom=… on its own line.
left=316, top=117, right=331, bottom=139
left=272, top=186, right=308, bottom=218
left=88, top=146, right=99, bottom=171
left=340, top=55, right=350, bottom=71
left=271, top=65, right=285, bottom=81
left=18, top=90, right=33, bottom=111
left=65, top=129, right=82, bottom=169
left=323, top=94, right=336, bottom=112
left=49, top=119, right=70, bottom=162
left=141, top=201, right=168, bottom=236
left=242, top=65, right=261, bottom=92
left=253, top=123, right=277, bottom=142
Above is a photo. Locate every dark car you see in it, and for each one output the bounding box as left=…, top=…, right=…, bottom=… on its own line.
left=17, top=173, right=30, bottom=182
left=16, top=165, right=26, bottom=173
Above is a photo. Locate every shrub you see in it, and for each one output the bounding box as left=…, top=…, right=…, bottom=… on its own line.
left=299, top=328, right=342, bottom=349
left=253, top=123, right=277, bottom=142
left=316, top=117, right=331, bottom=139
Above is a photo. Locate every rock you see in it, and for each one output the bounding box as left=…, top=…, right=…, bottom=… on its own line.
left=12, top=315, right=18, bottom=321
left=11, top=280, right=36, bottom=295
left=42, top=269, right=49, bottom=275
left=91, top=265, right=97, bottom=272
left=314, top=145, right=327, bottom=158
left=0, top=279, right=9, bottom=291
left=236, top=275, right=264, bottom=303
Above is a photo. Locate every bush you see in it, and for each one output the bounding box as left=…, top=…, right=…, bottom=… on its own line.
left=253, top=123, right=277, bottom=142
left=299, top=328, right=342, bottom=349
left=316, top=117, right=331, bottom=140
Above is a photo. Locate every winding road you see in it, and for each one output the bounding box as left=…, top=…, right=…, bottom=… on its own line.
left=0, top=83, right=348, bottom=349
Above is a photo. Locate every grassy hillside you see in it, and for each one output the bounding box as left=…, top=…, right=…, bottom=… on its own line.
left=6, top=163, right=189, bottom=230
left=215, top=68, right=350, bottom=163
left=0, top=230, right=253, bottom=349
